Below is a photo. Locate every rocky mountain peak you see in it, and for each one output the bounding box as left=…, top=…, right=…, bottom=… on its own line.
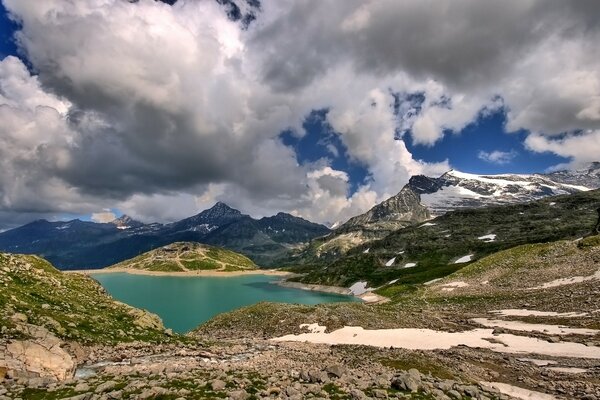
left=110, top=215, right=143, bottom=229
left=338, top=186, right=430, bottom=232
left=204, top=202, right=242, bottom=217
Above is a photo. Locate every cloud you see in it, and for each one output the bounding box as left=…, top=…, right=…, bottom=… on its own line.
left=0, top=0, right=598, bottom=230
left=525, top=131, right=600, bottom=169
left=91, top=210, right=117, bottom=223
left=477, top=150, right=518, bottom=165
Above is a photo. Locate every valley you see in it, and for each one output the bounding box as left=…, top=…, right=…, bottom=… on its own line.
left=1, top=166, right=600, bottom=399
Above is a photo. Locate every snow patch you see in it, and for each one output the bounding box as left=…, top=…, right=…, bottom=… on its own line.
left=363, top=248, right=370, bottom=254
left=299, top=323, right=326, bottom=334
left=478, top=234, right=497, bottom=242
left=517, top=358, right=557, bottom=367
left=385, top=257, right=396, bottom=267
left=349, top=281, right=370, bottom=296
left=273, top=326, right=600, bottom=359
left=492, top=309, right=588, bottom=318
left=403, top=262, right=417, bottom=269
left=454, top=254, right=474, bottom=264
left=484, top=382, right=558, bottom=400
left=531, top=269, right=600, bottom=289
left=545, top=367, right=588, bottom=374
left=420, top=222, right=437, bottom=227
left=440, top=281, right=469, bottom=292
left=388, top=279, right=399, bottom=285
left=472, top=318, right=599, bottom=336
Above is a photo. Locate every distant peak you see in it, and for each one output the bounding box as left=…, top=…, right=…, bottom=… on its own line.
left=112, top=214, right=133, bottom=223
left=209, top=201, right=240, bottom=213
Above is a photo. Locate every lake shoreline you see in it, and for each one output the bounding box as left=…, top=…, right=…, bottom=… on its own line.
left=66, top=268, right=293, bottom=277
left=276, top=280, right=389, bottom=304
left=68, top=268, right=387, bottom=303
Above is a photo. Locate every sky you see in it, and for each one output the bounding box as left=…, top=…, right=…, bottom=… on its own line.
left=0, top=0, right=599, bottom=230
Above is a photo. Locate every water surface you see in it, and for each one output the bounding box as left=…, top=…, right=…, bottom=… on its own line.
left=92, top=273, right=356, bottom=333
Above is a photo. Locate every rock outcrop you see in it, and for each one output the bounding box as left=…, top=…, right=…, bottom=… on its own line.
left=1, top=324, right=74, bottom=381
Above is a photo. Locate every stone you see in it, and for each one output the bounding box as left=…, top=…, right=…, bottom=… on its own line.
left=211, top=379, right=227, bottom=391
left=447, top=389, right=462, bottom=399
left=95, top=381, right=118, bottom=393
left=372, top=388, right=388, bottom=398
left=391, top=373, right=420, bottom=392
left=6, top=334, right=74, bottom=381
left=349, top=388, right=368, bottom=399
left=228, top=389, right=249, bottom=400
left=462, top=385, right=479, bottom=397
left=74, top=382, right=90, bottom=392
left=308, top=369, right=328, bottom=383
left=326, top=364, right=346, bottom=378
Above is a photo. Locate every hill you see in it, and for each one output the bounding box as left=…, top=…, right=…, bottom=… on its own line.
left=108, top=242, right=257, bottom=272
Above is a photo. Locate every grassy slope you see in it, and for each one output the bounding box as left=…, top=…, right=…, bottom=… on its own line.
left=0, top=252, right=172, bottom=344
left=198, top=235, right=600, bottom=339
left=289, top=189, right=600, bottom=288
left=109, top=242, right=257, bottom=272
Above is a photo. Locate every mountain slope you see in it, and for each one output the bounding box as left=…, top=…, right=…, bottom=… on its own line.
left=0, top=203, right=330, bottom=269
left=286, top=164, right=599, bottom=266
left=0, top=253, right=169, bottom=345
left=290, top=189, right=600, bottom=287
left=289, top=187, right=430, bottom=264
left=410, top=167, right=596, bottom=216
left=109, top=242, right=256, bottom=272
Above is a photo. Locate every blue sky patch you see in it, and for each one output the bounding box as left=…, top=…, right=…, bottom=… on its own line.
left=406, top=108, right=569, bottom=174
left=280, top=109, right=371, bottom=195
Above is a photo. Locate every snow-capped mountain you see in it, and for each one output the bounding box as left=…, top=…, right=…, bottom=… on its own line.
left=287, top=163, right=600, bottom=265
left=409, top=167, right=597, bottom=216
left=109, top=215, right=145, bottom=230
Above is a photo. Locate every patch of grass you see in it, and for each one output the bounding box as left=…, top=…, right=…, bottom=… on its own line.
left=578, top=234, right=600, bottom=249
left=182, top=258, right=220, bottom=270
left=0, top=253, right=175, bottom=344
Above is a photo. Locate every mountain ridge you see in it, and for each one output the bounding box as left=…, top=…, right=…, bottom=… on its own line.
left=0, top=202, right=330, bottom=270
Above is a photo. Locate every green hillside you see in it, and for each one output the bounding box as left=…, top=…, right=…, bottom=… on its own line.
left=0, top=252, right=171, bottom=344
left=108, top=241, right=257, bottom=272
left=289, top=189, right=600, bottom=288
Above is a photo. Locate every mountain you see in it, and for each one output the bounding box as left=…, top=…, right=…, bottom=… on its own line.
left=109, top=214, right=145, bottom=230
left=285, top=164, right=600, bottom=265
left=0, top=203, right=330, bottom=270
left=409, top=167, right=597, bottom=216
left=109, top=242, right=256, bottom=272
left=290, top=188, right=600, bottom=287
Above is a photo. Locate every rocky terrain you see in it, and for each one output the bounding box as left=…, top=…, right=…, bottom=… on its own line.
left=107, top=242, right=257, bottom=273
left=1, top=228, right=600, bottom=399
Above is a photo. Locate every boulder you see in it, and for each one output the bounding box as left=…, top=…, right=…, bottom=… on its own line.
left=5, top=337, right=74, bottom=381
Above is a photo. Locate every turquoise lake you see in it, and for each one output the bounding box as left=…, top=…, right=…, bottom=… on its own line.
left=92, top=273, right=357, bottom=333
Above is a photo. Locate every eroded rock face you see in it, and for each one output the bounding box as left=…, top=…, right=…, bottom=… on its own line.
left=0, top=324, right=75, bottom=381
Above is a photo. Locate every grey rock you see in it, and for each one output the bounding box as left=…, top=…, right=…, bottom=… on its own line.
left=391, top=373, right=420, bottom=392
left=95, top=381, right=117, bottom=393
left=349, top=388, right=368, bottom=400
left=447, top=389, right=462, bottom=399
left=228, top=389, right=249, bottom=400
left=211, top=379, right=227, bottom=391
left=74, top=382, right=91, bottom=392
left=326, top=364, right=346, bottom=378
